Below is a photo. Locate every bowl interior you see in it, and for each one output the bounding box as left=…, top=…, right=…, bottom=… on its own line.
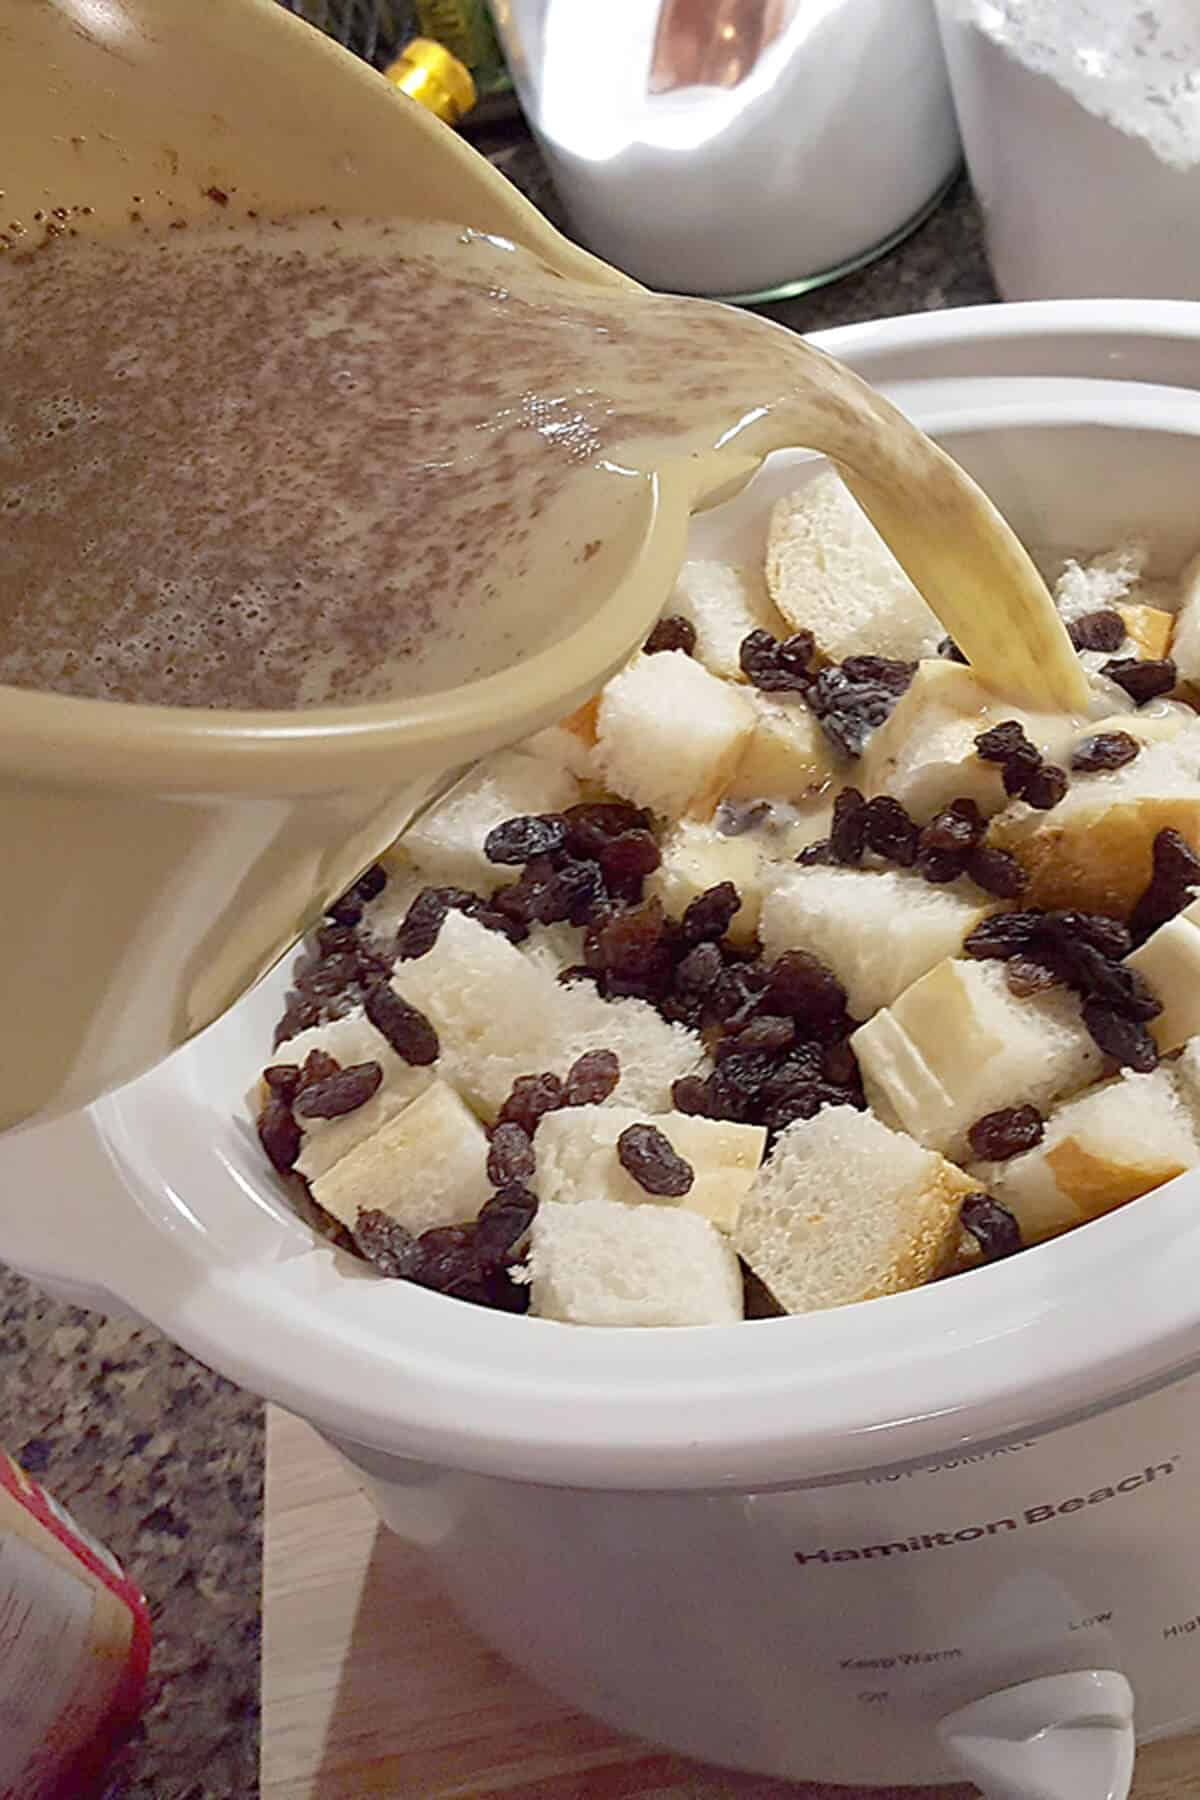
left=82, top=351, right=1200, bottom=1489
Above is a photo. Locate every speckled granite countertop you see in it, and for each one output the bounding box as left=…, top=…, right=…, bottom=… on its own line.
left=0, top=163, right=996, bottom=1800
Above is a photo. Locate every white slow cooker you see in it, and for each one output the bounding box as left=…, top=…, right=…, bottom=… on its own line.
left=8, top=301, right=1200, bottom=1797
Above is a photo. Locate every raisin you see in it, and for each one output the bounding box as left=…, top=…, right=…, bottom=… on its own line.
left=830, top=786, right=867, bottom=864
left=1062, top=942, right=1160, bottom=1019
left=682, top=881, right=742, bottom=944
left=966, top=845, right=1028, bottom=898
left=723, top=1014, right=796, bottom=1055
left=558, top=963, right=600, bottom=987
left=644, top=614, right=697, bottom=656
left=593, top=898, right=673, bottom=992
left=363, top=983, right=439, bottom=1065
left=1006, top=956, right=1060, bottom=997
left=671, top=1073, right=715, bottom=1116
left=715, top=798, right=772, bottom=837
left=294, top=1061, right=383, bottom=1119
left=674, top=940, right=725, bottom=1000
left=923, top=799, right=987, bottom=855
left=1053, top=911, right=1132, bottom=959
left=960, top=1194, right=1023, bottom=1261
left=916, top=843, right=967, bottom=885
left=474, top=1184, right=539, bottom=1266
left=1022, top=763, right=1069, bottom=810
left=598, top=830, right=661, bottom=897
left=554, top=857, right=607, bottom=925
left=564, top=1048, right=620, bottom=1105
left=710, top=960, right=771, bottom=1026
left=968, top=1104, right=1044, bottom=1161
left=1100, top=656, right=1177, bottom=705
left=1001, top=747, right=1045, bottom=799
left=562, top=801, right=654, bottom=859
left=762, top=949, right=848, bottom=1036
left=1068, top=609, right=1125, bottom=653
left=263, top=1063, right=302, bottom=1103
left=487, top=1122, right=536, bottom=1186
left=976, top=720, right=1038, bottom=764
left=738, top=628, right=814, bottom=692
left=617, top=1123, right=695, bottom=1195
left=1130, top=827, right=1200, bottom=944
left=353, top=1209, right=419, bottom=1279
left=839, top=656, right=917, bottom=694
left=299, top=1048, right=340, bottom=1086
left=796, top=837, right=834, bottom=866
left=395, top=887, right=453, bottom=960
left=1082, top=1001, right=1159, bottom=1072
left=963, top=911, right=1043, bottom=959
left=1071, top=731, right=1140, bottom=773
left=810, top=666, right=901, bottom=756
left=409, top=1225, right=484, bottom=1296
left=257, top=1097, right=301, bottom=1174
left=497, top=1072, right=565, bottom=1136
left=327, top=862, right=388, bottom=926
left=938, top=635, right=968, bottom=664
left=822, top=1037, right=863, bottom=1091
left=862, top=795, right=919, bottom=866
left=484, top=813, right=570, bottom=866
left=475, top=904, right=528, bottom=943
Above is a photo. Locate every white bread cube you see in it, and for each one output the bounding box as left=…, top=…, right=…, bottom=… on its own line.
left=520, top=696, right=601, bottom=782
left=399, top=750, right=579, bottom=891
left=533, top=1105, right=766, bottom=1232
left=646, top=817, right=765, bottom=945
left=759, top=866, right=991, bottom=1022
left=990, top=723, right=1200, bottom=917
left=1053, top=546, right=1144, bottom=622
left=851, top=958, right=1102, bottom=1158
left=1127, top=896, right=1200, bottom=1051
left=735, top=1106, right=975, bottom=1313
left=764, top=471, right=942, bottom=663
left=391, top=910, right=564, bottom=1119
left=273, top=1011, right=434, bottom=1185
left=553, top=984, right=708, bottom=1114
left=525, top=1198, right=743, bottom=1327
left=667, top=560, right=789, bottom=681
left=520, top=921, right=586, bottom=980
left=310, top=1079, right=492, bottom=1236
left=723, top=691, right=839, bottom=802
left=1171, top=549, right=1200, bottom=693
left=595, top=651, right=755, bottom=819
left=977, top=1069, right=1199, bottom=1245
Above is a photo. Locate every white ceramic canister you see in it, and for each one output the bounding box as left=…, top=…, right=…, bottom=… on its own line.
left=11, top=303, right=1200, bottom=1794
left=489, top=0, right=962, bottom=300
left=934, top=1, right=1200, bottom=301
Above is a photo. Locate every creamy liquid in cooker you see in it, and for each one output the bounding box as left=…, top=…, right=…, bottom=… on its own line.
left=0, top=215, right=1075, bottom=712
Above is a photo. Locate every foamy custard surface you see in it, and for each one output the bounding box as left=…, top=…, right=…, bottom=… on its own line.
left=0, top=215, right=1081, bottom=712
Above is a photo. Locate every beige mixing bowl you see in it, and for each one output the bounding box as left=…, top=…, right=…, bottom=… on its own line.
left=0, top=0, right=721, bottom=1131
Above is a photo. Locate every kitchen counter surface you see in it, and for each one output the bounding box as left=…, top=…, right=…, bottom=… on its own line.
left=0, top=171, right=996, bottom=1798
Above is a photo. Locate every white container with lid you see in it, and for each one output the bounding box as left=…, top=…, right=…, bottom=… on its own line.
left=934, top=1, right=1200, bottom=300
left=490, top=0, right=962, bottom=300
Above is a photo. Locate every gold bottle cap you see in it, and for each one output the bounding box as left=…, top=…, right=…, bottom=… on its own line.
left=384, top=37, right=477, bottom=126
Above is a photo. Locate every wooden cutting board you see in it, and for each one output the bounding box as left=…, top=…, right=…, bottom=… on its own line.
left=260, top=1406, right=1200, bottom=1799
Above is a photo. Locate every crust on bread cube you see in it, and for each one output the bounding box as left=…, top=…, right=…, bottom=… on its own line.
left=759, top=866, right=991, bottom=1022
left=595, top=651, right=756, bottom=819
left=1117, top=603, right=1174, bottom=662
left=976, top=1069, right=1199, bottom=1245
left=735, top=1106, right=974, bottom=1313
left=310, top=1079, right=491, bottom=1236
left=533, top=1105, right=765, bottom=1232
left=667, top=560, right=789, bottom=681
left=764, top=471, right=942, bottom=663
left=398, top=750, right=579, bottom=891
left=271, top=1011, right=435, bottom=1184
left=525, top=1198, right=743, bottom=1327
left=519, top=696, right=601, bottom=782
left=392, top=910, right=565, bottom=1119
left=1171, top=550, right=1200, bottom=694
left=862, top=664, right=1019, bottom=823
left=723, top=691, right=839, bottom=803
left=989, top=725, right=1200, bottom=917
left=646, top=818, right=765, bottom=945
left=553, top=985, right=708, bottom=1113
left=1127, top=896, right=1200, bottom=1051
left=851, top=958, right=1101, bottom=1158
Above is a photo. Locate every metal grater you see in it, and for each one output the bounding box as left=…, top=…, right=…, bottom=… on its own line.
left=278, top=0, right=415, bottom=69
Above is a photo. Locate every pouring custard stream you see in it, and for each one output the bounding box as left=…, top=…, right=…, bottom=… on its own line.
left=0, top=216, right=1084, bottom=713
